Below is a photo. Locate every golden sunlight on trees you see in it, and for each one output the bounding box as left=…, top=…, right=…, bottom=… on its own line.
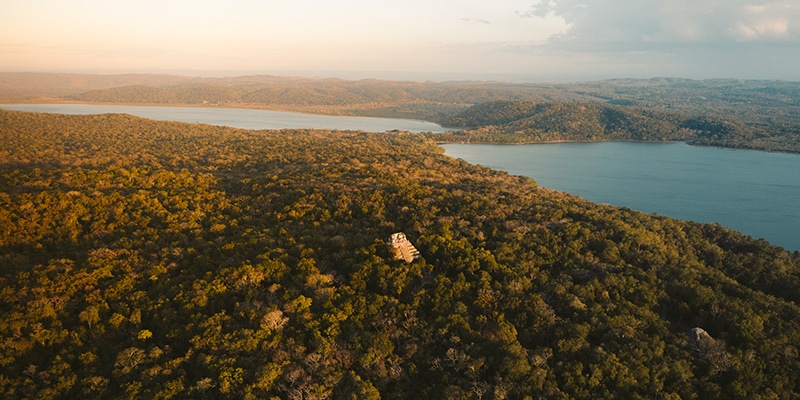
left=1, top=109, right=799, bottom=398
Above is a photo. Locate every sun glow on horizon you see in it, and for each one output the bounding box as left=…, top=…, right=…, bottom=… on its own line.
left=1, top=0, right=799, bottom=80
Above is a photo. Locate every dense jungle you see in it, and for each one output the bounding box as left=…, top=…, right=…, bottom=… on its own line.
left=1, top=109, right=799, bottom=399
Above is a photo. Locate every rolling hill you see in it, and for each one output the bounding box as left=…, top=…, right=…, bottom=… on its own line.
left=435, top=100, right=791, bottom=152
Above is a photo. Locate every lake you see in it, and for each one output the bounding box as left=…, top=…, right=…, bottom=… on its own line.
left=442, top=142, right=800, bottom=251
left=0, top=104, right=447, bottom=133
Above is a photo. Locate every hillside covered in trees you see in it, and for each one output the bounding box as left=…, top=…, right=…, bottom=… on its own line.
left=434, top=100, right=785, bottom=152
left=2, top=109, right=800, bottom=399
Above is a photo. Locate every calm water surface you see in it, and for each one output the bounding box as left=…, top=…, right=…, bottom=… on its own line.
left=443, top=142, right=800, bottom=251
left=0, top=104, right=447, bottom=133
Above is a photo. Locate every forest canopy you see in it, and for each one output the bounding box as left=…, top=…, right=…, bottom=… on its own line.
left=1, top=109, right=800, bottom=399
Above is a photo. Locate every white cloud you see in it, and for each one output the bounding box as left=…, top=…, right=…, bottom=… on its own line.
left=499, top=0, right=800, bottom=80
left=727, top=3, right=795, bottom=41
left=529, top=0, right=800, bottom=46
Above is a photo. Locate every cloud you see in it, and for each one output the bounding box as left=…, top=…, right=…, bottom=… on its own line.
left=496, top=0, right=800, bottom=80
left=525, top=0, right=800, bottom=46
left=461, top=17, right=492, bottom=25
left=727, top=4, right=794, bottom=41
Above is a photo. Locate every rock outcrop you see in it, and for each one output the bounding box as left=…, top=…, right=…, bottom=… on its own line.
left=688, top=327, right=715, bottom=350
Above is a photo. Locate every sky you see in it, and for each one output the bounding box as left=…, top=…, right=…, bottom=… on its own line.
left=1, top=0, right=799, bottom=82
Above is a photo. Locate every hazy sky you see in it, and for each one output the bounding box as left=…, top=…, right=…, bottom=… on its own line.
left=2, top=0, right=799, bottom=81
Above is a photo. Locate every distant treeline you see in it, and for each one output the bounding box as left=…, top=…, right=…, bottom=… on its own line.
left=2, top=109, right=800, bottom=399
left=432, top=100, right=799, bottom=153
left=2, top=73, right=799, bottom=152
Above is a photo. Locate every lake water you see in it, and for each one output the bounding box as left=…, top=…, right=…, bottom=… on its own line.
left=0, top=104, right=447, bottom=133
left=442, top=142, right=800, bottom=251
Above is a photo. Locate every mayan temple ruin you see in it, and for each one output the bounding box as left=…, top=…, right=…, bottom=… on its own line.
left=388, top=232, right=421, bottom=263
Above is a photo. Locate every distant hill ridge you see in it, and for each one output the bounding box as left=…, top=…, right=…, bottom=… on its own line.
left=2, top=72, right=799, bottom=152
left=436, top=100, right=771, bottom=151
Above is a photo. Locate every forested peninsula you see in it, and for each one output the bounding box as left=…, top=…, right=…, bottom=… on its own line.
left=2, top=109, right=800, bottom=399
left=433, top=100, right=788, bottom=152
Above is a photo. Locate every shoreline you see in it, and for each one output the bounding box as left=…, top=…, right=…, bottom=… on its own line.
left=0, top=98, right=446, bottom=124
left=432, top=137, right=800, bottom=156
left=0, top=102, right=448, bottom=133
left=439, top=141, right=800, bottom=252
left=2, top=100, right=798, bottom=155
